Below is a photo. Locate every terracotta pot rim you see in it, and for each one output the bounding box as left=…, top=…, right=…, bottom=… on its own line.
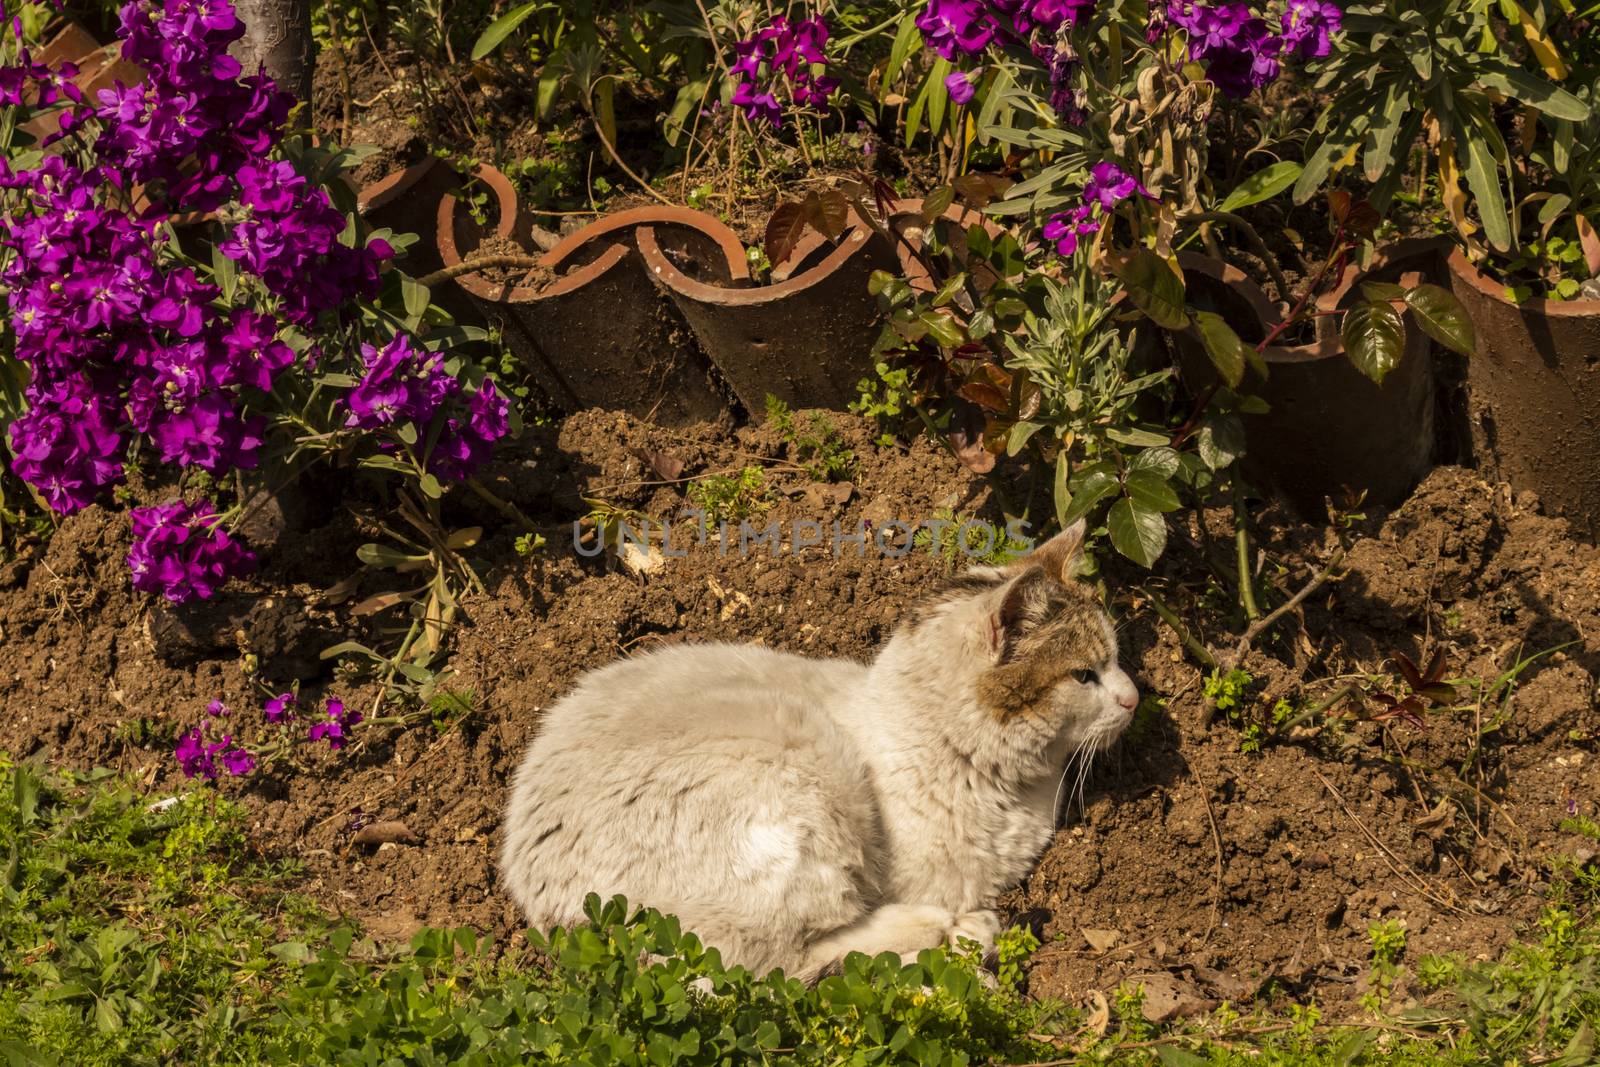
left=639, top=222, right=878, bottom=305
left=436, top=164, right=757, bottom=302
left=1178, top=236, right=1452, bottom=365
left=1446, top=246, right=1600, bottom=317
left=357, top=157, right=448, bottom=216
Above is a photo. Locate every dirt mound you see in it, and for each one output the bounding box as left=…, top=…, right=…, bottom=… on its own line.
left=1, top=413, right=1594, bottom=1011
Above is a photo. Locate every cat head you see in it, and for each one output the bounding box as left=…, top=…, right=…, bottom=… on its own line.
left=898, top=520, right=1139, bottom=765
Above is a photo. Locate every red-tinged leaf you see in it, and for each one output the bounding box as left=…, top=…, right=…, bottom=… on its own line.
left=1327, top=189, right=1352, bottom=225
left=805, top=190, right=850, bottom=239
left=953, top=172, right=1014, bottom=208
left=765, top=201, right=811, bottom=267
left=1421, top=648, right=1447, bottom=685
left=1395, top=653, right=1425, bottom=691
left=956, top=381, right=1009, bottom=411
left=631, top=448, right=684, bottom=482
left=1371, top=692, right=1400, bottom=707
left=976, top=361, right=1013, bottom=393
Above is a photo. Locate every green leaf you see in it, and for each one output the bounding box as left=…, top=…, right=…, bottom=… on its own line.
left=1114, top=250, right=1189, bottom=329
left=1128, top=446, right=1181, bottom=478
left=1124, top=469, right=1182, bottom=512
left=419, top=472, right=444, bottom=499
left=1362, top=82, right=1409, bottom=183
left=880, top=13, right=921, bottom=101
left=1294, top=136, right=1348, bottom=204
left=1193, top=311, right=1248, bottom=388
left=1403, top=283, right=1476, bottom=357
left=1062, top=466, right=1119, bottom=525
left=1054, top=450, right=1071, bottom=529
left=1104, top=426, right=1172, bottom=447
left=356, top=543, right=428, bottom=568
left=1462, top=132, right=1511, bottom=252
left=1361, top=281, right=1407, bottom=302
left=1475, top=60, right=1591, bottom=121
left=401, top=273, right=430, bottom=323
left=471, top=2, right=543, bottom=61
left=1341, top=299, right=1406, bottom=384
left=1217, top=161, right=1303, bottom=213
left=1006, top=421, right=1044, bottom=456
left=1197, top=411, right=1247, bottom=471
left=1107, top=496, right=1167, bottom=568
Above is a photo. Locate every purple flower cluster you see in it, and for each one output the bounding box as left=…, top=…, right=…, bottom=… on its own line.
left=220, top=159, right=389, bottom=326
left=730, top=16, right=839, bottom=127
left=127, top=498, right=257, bottom=602
left=94, top=0, right=290, bottom=211
left=308, top=698, right=362, bottom=750
left=175, top=725, right=255, bottom=779
left=1279, top=0, right=1343, bottom=60
left=914, top=0, right=1342, bottom=108
left=1168, top=0, right=1342, bottom=97
left=344, top=334, right=512, bottom=481
left=1043, top=161, right=1153, bottom=257
left=915, top=0, right=1099, bottom=61
left=0, top=0, right=391, bottom=522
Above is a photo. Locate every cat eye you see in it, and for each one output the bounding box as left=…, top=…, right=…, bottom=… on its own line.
left=1072, top=669, right=1099, bottom=685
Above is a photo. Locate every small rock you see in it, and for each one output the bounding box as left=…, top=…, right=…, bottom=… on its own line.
left=1082, top=928, right=1121, bottom=952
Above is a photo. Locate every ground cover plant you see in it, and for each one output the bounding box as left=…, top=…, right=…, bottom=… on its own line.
left=2, top=0, right=1599, bottom=1062
left=3, top=757, right=1597, bottom=1064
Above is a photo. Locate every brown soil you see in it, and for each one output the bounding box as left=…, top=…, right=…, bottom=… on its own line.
left=2, top=412, right=1595, bottom=1013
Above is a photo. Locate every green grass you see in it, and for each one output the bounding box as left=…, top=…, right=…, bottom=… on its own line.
left=1, top=756, right=1596, bottom=1065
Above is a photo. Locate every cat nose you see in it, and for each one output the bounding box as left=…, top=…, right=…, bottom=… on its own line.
left=1108, top=670, right=1138, bottom=710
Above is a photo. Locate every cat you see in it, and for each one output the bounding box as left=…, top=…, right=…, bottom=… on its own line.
left=499, top=519, right=1139, bottom=981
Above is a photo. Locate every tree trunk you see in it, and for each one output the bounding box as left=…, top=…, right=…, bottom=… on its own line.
left=229, top=0, right=314, bottom=107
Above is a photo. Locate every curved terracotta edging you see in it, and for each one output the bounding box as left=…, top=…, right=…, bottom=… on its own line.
left=1173, top=238, right=1451, bottom=516
left=638, top=218, right=899, bottom=416
left=437, top=168, right=733, bottom=426
left=1447, top=247, right=1600, bottom=538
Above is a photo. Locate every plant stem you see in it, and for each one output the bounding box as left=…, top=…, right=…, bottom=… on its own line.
left=1232, top=479, right=1259, bottom=622
left=417, top=255, right=545, bottom=288
left=1141, top=585, right=1217, bottom=670
left=588, top=98, right=675, bottom=207
left=1227, top=547, right=1348, bottom=670
left=1186, top=210, right=1295, bottom=304
left=465, top=476, right=540, bottom=534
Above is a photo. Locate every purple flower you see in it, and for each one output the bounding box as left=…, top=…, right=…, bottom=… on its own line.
left=728, top=15, right=839, bottom=128
left=428, top=378, right=513, bottom=482
left=264, top=691, right=297, bottom=723
left=944, top=70, right=979, bottom=105
left=1043, top=204, right=1100, bottom=257
left=127, top=497, right=256, bottom=603
left=308, top=698, right=362, bottom=750
left=206, top=699, right=230, bottom=717
left=1167, top=1, right=1284, bottom=97
left=344, top=333, right=460, bottom=430
left=1280, top=0, right=1342, bottom=60
left=174, top=727, right=254, bottom=779
left=1083, top=161, right=1154, bottom=208
left=916, top=0, right=995, bottom=59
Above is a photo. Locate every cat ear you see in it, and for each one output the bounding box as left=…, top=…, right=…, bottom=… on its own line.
left=986, top=569, right=1041, bottom=661
left=1013, top=520, right=1085, bottom=585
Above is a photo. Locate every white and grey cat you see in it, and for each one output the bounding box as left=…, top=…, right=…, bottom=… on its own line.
left=500, top=520, right=1138, bottom=980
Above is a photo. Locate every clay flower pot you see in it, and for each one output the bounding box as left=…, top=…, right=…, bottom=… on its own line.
left=638, top=216, right=899, bottom=417
left=1174, top=238, right=1451, bottom=517
left=1447, top=248, right=1600, bottom=538
left=436, top=167, right=732, bottom=426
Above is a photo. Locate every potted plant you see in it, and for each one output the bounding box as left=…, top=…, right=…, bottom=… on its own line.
left=1295, top=2, right=1597, bottom=534
left=869, top=0, right=1477, bottom=523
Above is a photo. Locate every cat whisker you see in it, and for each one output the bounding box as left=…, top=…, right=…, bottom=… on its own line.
left=1052, top=738, right=1091, bottom=828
